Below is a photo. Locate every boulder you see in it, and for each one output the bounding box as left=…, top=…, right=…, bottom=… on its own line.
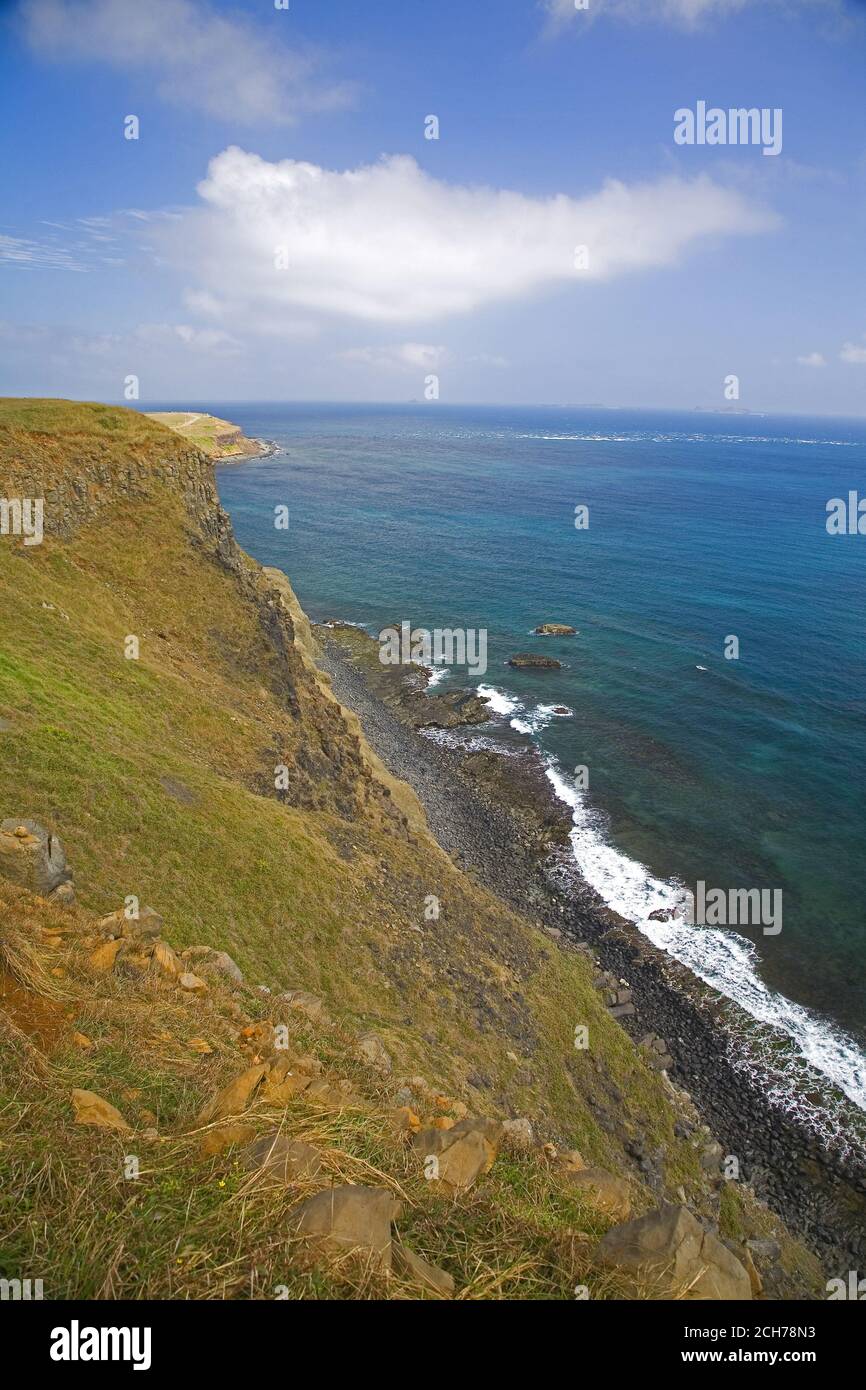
left=178, top=971, right=208, bottom=995
left=393, top=1244, right=455, bottom=1297
left=182, top=946, right=243, bottom=985
left=292, top=1185, right=401, bottom=1272
left=0, top=819, right=72, bottom=897
left=596, top=1203, right=752, bottom=1300
left=88, top=938, right=123, bottom=973
left=196, top=1064, right=268, bottom=1126
left=561, top=1167, right=631, bottom=1220
left=279, top=989, right=327, bottom=1023
left=507, top=654, right=562, bottom=670
left=71, top=1089, right=130, bottom=1132
left=198, top=1123, right=257, bottom=1158
left=502, top=1117, right=534, bottom=1151
left=413, top=1118, right=499, bottom=1192
left=357, top=1032, right=393, bottom=1075
left=151, top=941, right=182, bottom=978
left=534, top=623, right=577, bottom=636
left=243, top=1132, right=322, bottom=1182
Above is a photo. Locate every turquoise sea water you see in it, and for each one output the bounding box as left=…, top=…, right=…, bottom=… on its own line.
left=200, top=403, right=866, bottom=1113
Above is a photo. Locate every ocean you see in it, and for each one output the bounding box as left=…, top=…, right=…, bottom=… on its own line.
left=203, top=402, right=866, bottom=1117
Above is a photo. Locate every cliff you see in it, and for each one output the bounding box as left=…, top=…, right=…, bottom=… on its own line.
left=0, top=399, right=821, bottom=1299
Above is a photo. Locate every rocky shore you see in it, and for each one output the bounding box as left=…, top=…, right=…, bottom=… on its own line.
left=318, top=622, right=866, bottom=1272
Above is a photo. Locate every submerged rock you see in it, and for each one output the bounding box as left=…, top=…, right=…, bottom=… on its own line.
left=533, top=623, right=577, bottom=635
left=507, top=654, right=562, bottom=670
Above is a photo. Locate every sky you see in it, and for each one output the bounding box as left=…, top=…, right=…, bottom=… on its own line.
left=1, top=0, right=865, bottom=414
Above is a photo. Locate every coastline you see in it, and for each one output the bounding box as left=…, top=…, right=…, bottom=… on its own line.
left=316, top=618, right=866, bottom=1268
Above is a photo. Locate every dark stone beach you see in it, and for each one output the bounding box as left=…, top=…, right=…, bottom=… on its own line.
left=318, top=622, right=866, bottom=1273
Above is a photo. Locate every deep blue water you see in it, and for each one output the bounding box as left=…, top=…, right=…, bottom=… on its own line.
left=185, top=402, right=866, bottom=1113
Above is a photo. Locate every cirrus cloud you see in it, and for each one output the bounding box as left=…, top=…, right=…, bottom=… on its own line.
left=157, top=146, right=776, bottom=330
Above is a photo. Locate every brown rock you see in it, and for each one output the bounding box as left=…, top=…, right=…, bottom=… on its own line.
left=279, top=989, right=327, bottom=1023
left=562, top=1167, right=632, bottom=1220
left=196, top=1064, right=268, bottom=1125
left=502, top=1117, right=534, bottom=1151
left=71, top=1088, right=130, bottom=1132
left=596, top=1203, right=752, bottom=1301
left=198, top=1123, right=257, bottom=1158
left=260, top=1071, right=312, bottom=1104
left=393, top=1244, right=455, bottom=1297
left=243, top=1132, right=322, bottom=1182
left=534, top=623, right=577, bottom=635
left=89, top=938, right=123, bottom=973
left=178, top=971, right=208, bottom=995
left=151, top=941, right=182, bottom=978
left=292, top=1185, right=401, bottom=1272
left=357, top=1032, right=393, bottom=1075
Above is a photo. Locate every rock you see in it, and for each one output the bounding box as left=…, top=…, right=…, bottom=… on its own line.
left=279, top=989, right=327, bottom=1023
left=151, top=941, right=182, bottom=978
left=742, top=1245, right=764, bottom=1297
left=502, top=1117, right=534, bottom=1151
left=48, top=880, right=76, bottom=906
left=292, top=1186, right=401, bottom=1272
left=700, top=1142, right=724, bottom=1174
left=71, top=1089, right=130, bottom=1132
left=243, top=1132, right=322, bottom=1182
left=97, top=906, right=163, bottom=941
left=0, top=819, right=72, bottom=897
left=182, top=946, right=243, bottom=985
left=393, top=1244, right=455, bottom=1297
left=390, top=1106, right=422, bottom=1136
left=507, top=653, right=562, bottom=669
left=197, top=1064, right=268, bottom=1125
left=357, top=1032, right=392, bottom=1075
left=88, top=938, right=123, bottom=973
left=746, top=1238, right=782, bottom=1264
left=596, top=1203, right=752, bottom=1300
left=561, top=1167, right=631, bottom=1220
left=72, top=1032, right=92, bottom=1049
left=178, top=971, right=208, bottom=995
left=260, top=1070, right=313, bottom=1104
left=555, top=1148, right=587, bottom=1173
left=608, top=1002, right=636, bottom=1019
left=121, top=906, right=164, bottom=941
left=533, top=623, right=577, bottom=635
left=648, top=908, right=677, bottom=922
left=198, top=1123, right=257, bottom=1158
left=413, top=1119, right=499, bottom=1192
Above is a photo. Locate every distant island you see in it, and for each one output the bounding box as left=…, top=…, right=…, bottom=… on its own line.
left=144, top=410, right=275, bottom=462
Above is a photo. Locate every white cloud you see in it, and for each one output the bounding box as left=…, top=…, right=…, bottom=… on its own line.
left=135, top=322, right=242, bottom=355
left=158, top=146, right=775, bottom=329
left=840, top=339, right=866, bottom=364
left=542, top=0, right=752, bottom=29
left=341, top=343, right=450, bottom=372
left=19, top=0, right=353, bottom=124
left=796, top=351, right=826, bottom=366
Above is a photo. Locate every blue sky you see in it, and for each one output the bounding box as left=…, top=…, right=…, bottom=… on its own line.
left=1, top=0, right=865, bottom=413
